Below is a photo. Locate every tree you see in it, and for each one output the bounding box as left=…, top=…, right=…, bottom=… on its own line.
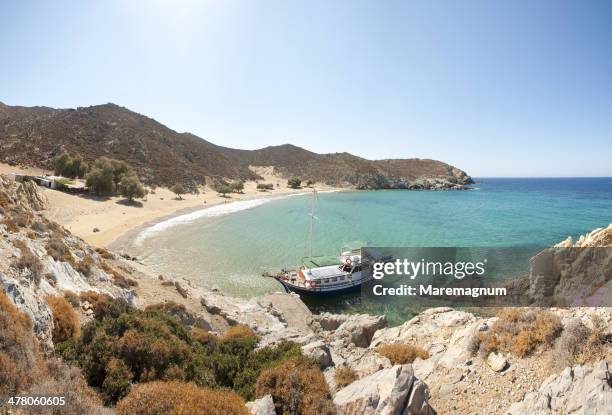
left=119, top=175, right=146, bottom=201
left=54, top=153, right=88, bottom=178
left=306, top=180, right=314, bottom=187
left=287, top=177, right=301, bottom=189
left=86, top=160, right=115, bottom=195
left=109, top=159, right=131, bottom=186
left=171, top=184, right=186, bottom=200
left=230, top=181, right=244, bottom=193
left=217, top=185, right=232, bottom=197
left=54, top=154, right=72, bottom=176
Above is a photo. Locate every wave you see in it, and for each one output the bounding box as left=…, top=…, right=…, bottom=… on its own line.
left=134, top=192, right=315, bottom=245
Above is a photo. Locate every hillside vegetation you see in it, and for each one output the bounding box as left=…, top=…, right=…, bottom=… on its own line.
left=0, top=102, right=472, bottom=189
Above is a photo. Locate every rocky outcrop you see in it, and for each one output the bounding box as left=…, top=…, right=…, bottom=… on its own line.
left=333, top=364, right=436, bottom=415
left=555, top=223, right=612, bottom=248
left=529, top=223, right=612, bottom=306
left=0, top=175, right=47, bottom=211
left=0, top=176, right=133, bottom=351
left=507, top=361, right=612, bottom=415
left=246, top=395, right=275, bottom=415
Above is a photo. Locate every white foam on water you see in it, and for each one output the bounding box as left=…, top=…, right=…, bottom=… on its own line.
left=134, top=192, right=315, bottom=245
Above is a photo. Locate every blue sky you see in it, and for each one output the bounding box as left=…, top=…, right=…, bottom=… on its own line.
left=1, top=0, right=611, bottom=177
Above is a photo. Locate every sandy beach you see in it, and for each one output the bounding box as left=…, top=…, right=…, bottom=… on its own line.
left=0, top=163, right=340, bottom=248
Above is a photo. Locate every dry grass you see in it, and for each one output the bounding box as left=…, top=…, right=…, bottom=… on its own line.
left=376, top=343, right=429, bottom=364
left=471, top=308, right=563, bottom=358
left=554, top=316, right=612, bottom=367
left=101, top=261, right=138, bottom=288
left=191, top=328, right=217, bottom=345
left=46, top=237, right=74, bottom=265
left=256, top=356, right=336, bottom=415
left=334, top=367, right=358, bottom=388
left=45, top=295, right=80, bottom=344
left=63, top=290, right=81, bottom=307
left=75, top=254, right=95, bottom=276
left=78, top=291, right=122, bottom=320
left=12, top=239, right=44, bottom=285
left=116, top=381, right=249, bottom=415
left=27, top=359, right=112, bottom=415
left=221, top=325, right=257, bottom=341
left=95, top=247, right=114, bottom=259
left=0, top=289, right=45, bottom=394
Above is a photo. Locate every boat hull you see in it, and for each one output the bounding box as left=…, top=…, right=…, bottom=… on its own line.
left=275, top=279, right=364, bottom=296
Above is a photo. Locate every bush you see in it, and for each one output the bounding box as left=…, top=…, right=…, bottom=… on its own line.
left=63, top=290, right=81, bottom=307
left=217, top=185, right=233, bottom=197
left=27, top=358, right=111, bottom=415
left=76, top=255, right=95, bottom=276
left=46, top=295, right=80, bottom=344
left=95, top=247, right=114, bottom=259
left=191, top=328, right=217, bottom=345
left=102, top=358, right=133, bottom=403
left=171, top=184, right=186, bottom=199
left=12, top=239, right=44, bottom=284
left=471, top=308, right=562, bottom=358
left=334, top=366, right=357, bottom=388
left=256, top=356, right=336, bottom=415
left=376, top=344, right=429, bottom=364
left=61, top=303, right=303, bottom=403
left=256, top=183, right=274, bottom=191
left=287, top=177, right=301, bottom=189
left=0, top=289, right=44, bottom=394
left=116, top=381, right=249, bottom=415
left=221, top=325, right=256, bottom=341
left=119, top=174, right=147, bottom=201
left=306, top=180, right=314, bottom=187
left=46, top=237, right=74, bottom=264
left=230, top=181, right=244, bottom=193
left=78, top=291, right=130, bottom=321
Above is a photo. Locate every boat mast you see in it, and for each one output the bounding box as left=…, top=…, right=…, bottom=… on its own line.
left=308, top=188, right=318, bottom=260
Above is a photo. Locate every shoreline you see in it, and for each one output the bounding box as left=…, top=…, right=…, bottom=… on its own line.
left=0, top=162, right=344, bottom=249
left=108, top=188, right=344, bottom=252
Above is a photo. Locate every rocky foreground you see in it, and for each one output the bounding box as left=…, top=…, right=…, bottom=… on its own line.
left=1, top=176, right=610, bottom=414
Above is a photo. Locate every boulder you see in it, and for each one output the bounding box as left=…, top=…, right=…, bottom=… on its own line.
left=507, top=361, right=612, bottom=415
left=486, top=352, right=508, bottom=372
left=333, top=365, right=436, bottom=415
left=301, top=340, right=333, bottom=369
left=246, top=394, right=275, bottom=415
left=312, top=312, right=349, bottom=331
left=335, top=314, right=387, bottom=348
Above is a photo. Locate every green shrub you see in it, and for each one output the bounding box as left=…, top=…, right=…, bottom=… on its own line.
left=62, top=304, right=304, bottom=403
left=230, top=181, right=244, bottom=193
left=256, top=183, right=274, bottom=191
left=287, top=177, right=301, bottom=189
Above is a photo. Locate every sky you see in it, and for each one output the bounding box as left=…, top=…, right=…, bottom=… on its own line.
left=1, top=0, right=611, bottom=177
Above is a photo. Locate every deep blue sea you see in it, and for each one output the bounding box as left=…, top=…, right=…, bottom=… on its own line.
left=130, top=178, right=612, bottom=321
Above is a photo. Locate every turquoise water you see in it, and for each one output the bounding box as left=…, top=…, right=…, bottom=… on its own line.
left=131, top=178, right=611, bottom=320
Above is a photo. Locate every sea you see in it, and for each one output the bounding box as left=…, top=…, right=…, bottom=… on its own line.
left=127, top=178, right=612, bottom=324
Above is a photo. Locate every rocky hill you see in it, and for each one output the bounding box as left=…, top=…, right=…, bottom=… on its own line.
left=0, top=102, right=473, bottom=190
